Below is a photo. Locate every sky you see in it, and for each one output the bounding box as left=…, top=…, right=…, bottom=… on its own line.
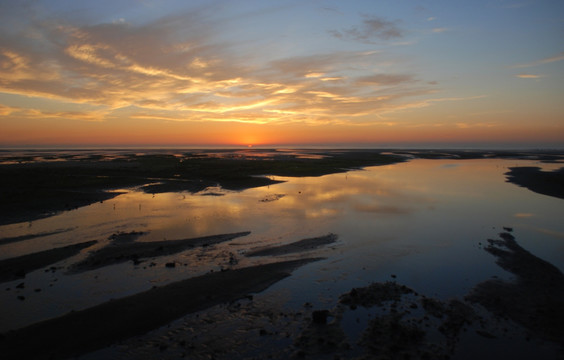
left=0, top=0, right=563, bottom=148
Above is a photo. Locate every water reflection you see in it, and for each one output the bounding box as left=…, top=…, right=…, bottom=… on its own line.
left=0, top=158, right=563, bottom=334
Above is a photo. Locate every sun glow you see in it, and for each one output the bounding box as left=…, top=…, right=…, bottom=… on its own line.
left=0, top=2, right=562, bottom=148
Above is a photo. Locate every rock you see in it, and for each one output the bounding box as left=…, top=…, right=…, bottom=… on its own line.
left=165, top=262, right=176, bottom=268
left=312, top=310, right=330, bottom=325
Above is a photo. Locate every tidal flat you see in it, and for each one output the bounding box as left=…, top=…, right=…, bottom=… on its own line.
left=0, top=148, right=563, bottom=359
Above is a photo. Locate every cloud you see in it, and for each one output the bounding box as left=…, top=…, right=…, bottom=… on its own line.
left=0, top=104, right=16, bottom=116
left=455, top=122, right=498, bottom=129
left=329, top=15, right=404, bottom=43
left=510, top=52, right=564, bottom=68
left=0, top=5, right=445, bottom=128
left=0, top=103, right=108, bottom=122
left=432, top=27, right=448, bottom=33
left=354, top=74, right=414, bottom=86
left=515, top=74, right=543, bottom=79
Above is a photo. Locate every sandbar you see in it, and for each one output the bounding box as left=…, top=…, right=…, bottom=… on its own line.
left=246, top=233, right=338, bottom=257
left=0, top=258, right=320, bottom=359
left=0, top=240, right=97, bottom=283
left=505, top=166, right=564, bottom=199
left=69, top=231, right=251, bottom=272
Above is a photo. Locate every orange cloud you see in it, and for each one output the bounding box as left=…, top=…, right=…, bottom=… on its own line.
left=515, top=74, right=543, bottom=79
left=1, top=3, right=561, bottom=147
left=510, top=52, right=564, bottom=68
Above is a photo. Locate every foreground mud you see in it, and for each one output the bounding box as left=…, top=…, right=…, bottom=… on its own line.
left=0, top=240, right=97, bottom=283
left=246, top=233, right=338, bottom=257
left=0, top=258, right=321, bottom=360
left=69, top=231, right=251, bottom=272
left=74, top=230, right=564, bottom=360
left=466, top=231, right=564, bottom=343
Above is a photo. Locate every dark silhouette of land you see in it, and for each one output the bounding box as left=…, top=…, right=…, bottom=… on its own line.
left=0, top=150, right=405, bottom=225
left=505, top=166, right=564, bottom=199
left=2, top=148, right=562, bottom=226
left=0, top=240, right=97, bottom=283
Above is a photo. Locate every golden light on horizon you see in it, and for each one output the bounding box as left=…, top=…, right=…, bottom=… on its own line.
left=0, top=2, right=562, bottom=148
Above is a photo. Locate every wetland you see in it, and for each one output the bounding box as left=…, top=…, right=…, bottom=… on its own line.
left=0, top=148, right=563, bottom=359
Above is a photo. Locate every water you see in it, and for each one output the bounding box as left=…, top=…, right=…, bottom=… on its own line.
left=0, top=153, right=563, bottom=356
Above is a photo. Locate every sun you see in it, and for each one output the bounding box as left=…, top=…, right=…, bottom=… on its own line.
left=247, top=144, right=253, bottom=148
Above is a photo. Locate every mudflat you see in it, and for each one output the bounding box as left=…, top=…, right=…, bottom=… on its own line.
left=505, top=166, right=564, bottom=199
left=1, top=149, right=563, bottom=359
left=69, top=231, right=251, bottom=272
left=0, top=258, right=321, bottom=360
left=0, top=150, right=405, bottom=226
left=246, top=233, right=338, bottom=257
left=0, top=240, right=97, bottom=283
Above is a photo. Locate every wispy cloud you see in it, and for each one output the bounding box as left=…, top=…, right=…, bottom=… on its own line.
left=0, top=103, right=108, bottom=121
left=329, top=15, right=403, bottom=43
left=0, top=104, right=16, bottom=116
left=455, top=122, right=498, bottom=129
left=354, top=74, right=414, bottom=86
left=432, top=27, right=448, bottom=33
left=515, top=74, right=543, bottom=79
left=510, top=52, right=564, bottom=68
left=0, top=6, right=448, bottom=127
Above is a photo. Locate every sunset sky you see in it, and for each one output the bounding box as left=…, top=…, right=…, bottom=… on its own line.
left=1, top=0, right=563, bottom=148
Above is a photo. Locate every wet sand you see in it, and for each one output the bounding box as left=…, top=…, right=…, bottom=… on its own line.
left=0, top=227, right=75, bottom=246
left=0, top=150, right=405, bottom=226
left=39, top=230, right=559, bottom=360
left=2, top=149, right=562, bottom=225
left=0, top=258, right=321, bottom=360
left=69, top=231, right=251, bottom=272
left=246, top=233, right=338, bottom=257
left=466, top=232, right=564, bottom=343
left=1, top=150, right=564, bottom=358
left=505, top=166, right=564, bottom=199
left=291, top=231, right=564, bottom=359
left=0, top=240, right=97, bottom=283
left=0, top=231, right=340, bottom=359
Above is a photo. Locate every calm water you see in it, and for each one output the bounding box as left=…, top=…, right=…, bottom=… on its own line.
left=1, top=155, right=563, bottom=339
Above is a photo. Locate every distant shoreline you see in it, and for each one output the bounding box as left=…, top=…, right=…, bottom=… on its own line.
left=1, top=149, right=563, bottom=226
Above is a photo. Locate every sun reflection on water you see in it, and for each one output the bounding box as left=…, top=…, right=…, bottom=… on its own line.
left=0, top=157, right=563, bottom=334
